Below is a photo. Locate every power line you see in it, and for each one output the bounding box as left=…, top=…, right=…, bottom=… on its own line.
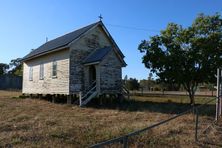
left=105, top=23, right=160, bottom=33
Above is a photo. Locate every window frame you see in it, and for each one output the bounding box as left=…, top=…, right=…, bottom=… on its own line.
left=29, top=66, right=33, bottom=81
left=39, top=63, right=44, bottom=80
left=52, top=60, right=57, bottom=78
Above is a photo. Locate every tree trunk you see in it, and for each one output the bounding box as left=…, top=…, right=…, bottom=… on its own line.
left=188, top=89, right=196, bottom=105
left=189, top=95, right=195, bottom=105
left=183, top=82, right=197, bottom=106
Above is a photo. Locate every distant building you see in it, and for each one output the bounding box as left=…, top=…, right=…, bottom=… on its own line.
left=22, top=21, right=127, bottom=106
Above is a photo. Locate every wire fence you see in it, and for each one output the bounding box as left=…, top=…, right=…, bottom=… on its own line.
left=91, top=97, right=217, bottom=148
left=130, top=90, right=216, bottom=97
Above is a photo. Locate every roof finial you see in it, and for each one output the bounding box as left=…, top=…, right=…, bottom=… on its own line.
left=98, top=14, right=103, bottom=21
left=46, top=37, right=48, bottom=43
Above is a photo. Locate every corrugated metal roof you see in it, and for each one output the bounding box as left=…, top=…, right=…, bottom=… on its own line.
left=23, top=21, right=100, bottom=61
left=83, top=46, right=112, bottom=64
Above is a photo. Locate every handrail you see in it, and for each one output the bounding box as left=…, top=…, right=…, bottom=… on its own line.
left=84, top=81, right=96, bottom=93
left=82, top=84, right=96, bottom=100
left=81, top=90, right=98, bottom=106
left=122, top=85, right=130, bottom=100
left=77, top=81, right=97, bottom=106
left=79, top=81, right=97, bottom=106
left=122, top=85, right=129, bottom=94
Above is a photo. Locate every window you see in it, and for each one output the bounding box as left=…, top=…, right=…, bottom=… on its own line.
left=29, top=66, right=33, bottom=81
left=39, top=64, right=44, bottom=80
left=52, top=61, right=57, bottom=78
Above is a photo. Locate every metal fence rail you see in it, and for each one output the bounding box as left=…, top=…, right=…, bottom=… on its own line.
left=91, top=97, right=216, bottom=148
left=131, top=90, right=216, bottom=97
left=194, top=98, right=217, bottom=143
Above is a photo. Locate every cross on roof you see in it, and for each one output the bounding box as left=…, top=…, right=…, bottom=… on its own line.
left=98, top=14, right=103, bottom=21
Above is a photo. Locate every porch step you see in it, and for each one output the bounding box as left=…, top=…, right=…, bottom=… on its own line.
left=80, top=91, right=98, bottom=107
left=79, top=81, right=97, bottom=107
left=122, top=85, right=130, bottom=99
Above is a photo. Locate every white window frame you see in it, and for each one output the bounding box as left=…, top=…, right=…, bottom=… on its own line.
left=29, top=66, right=33, bottom=81
left=39, top=64, right=44, bottom=80
left=52, top=61, right=57, bottom=78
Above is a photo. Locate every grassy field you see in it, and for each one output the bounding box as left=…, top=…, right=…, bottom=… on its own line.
left=0, top=90, right=220, bottom=147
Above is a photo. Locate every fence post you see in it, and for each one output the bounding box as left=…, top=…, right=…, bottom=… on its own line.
left=123, top=136, right=128, bottom=148
left=220, top=69, right=222, bottom=117
left=79, top=92, right=82, bottom=106
left=195, top=108, right=199, bottom=142
left=192, top=105, right=195, bottom=121
left=216, top=68, right=220, bottom=121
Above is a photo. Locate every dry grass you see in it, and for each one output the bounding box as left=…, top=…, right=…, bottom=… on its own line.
left=0, top=91, right=220, bottom=147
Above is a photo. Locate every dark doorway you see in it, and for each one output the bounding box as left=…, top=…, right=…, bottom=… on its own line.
left=89, top=65, right=96, bottom=84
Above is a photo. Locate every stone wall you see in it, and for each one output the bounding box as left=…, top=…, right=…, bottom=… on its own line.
left=69, top=25, right=112, bottom=93
left=100, top=49, right=123, bottom=94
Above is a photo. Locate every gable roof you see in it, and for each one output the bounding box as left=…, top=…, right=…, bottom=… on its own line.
left=22, top=21, right=125, bottom=62
left=22, top=21, right=100, bottom=61
left=83, top=46, right=112, bottom=64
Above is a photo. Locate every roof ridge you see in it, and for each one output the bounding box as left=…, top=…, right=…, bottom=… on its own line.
left=45, top=21, right=101, bottom=45
left=22, top=21, right=101, bottom=61
left=32, top=21, right=100, bottom=52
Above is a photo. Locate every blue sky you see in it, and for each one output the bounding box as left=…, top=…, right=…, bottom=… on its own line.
left=0, top=0, right=222, bottom=80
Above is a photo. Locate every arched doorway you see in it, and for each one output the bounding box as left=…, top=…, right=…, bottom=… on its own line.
left=89, top=65, right=96, bottom=84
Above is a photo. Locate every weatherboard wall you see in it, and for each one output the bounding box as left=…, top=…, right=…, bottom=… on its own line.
left=22, top=49, right=69, bottom=94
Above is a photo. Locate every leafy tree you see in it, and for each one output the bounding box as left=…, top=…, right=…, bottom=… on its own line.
left=125, top=78, right=140, bottom=90
left=0, top=63, right=9, bottom=75
left=148, top=72, right=153, bottom=80
left=138, top=13, right=222, bottom=105
left=206, top=83, right=216, bottom=96
left=123, top=75, right=128, bottom=85
left=8, top=58, right=23, bottom=76
left=124, top=75, right=128, bottom=81
left=140, top=79, right=155, bottom=91
left=157, top=81, right=167, bottom=94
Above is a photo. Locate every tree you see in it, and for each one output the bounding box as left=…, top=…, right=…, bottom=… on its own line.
left=138, top=13, right=222, bottom=105
left=148, top=72, right=153, bottom=80
left=206, top=83, right=216, bottom=96
left=125, top=78, right=140, bottom=90
left=140, top=79, right=155, bottom=91
left=8, top=58, right=23, bottom=76
left=124, top=75, right=128, bottom=81
left=0, top=63, right=9, bottom=75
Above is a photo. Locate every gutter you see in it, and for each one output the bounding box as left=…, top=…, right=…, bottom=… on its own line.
left=21, top=45, right=69, bottom=62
